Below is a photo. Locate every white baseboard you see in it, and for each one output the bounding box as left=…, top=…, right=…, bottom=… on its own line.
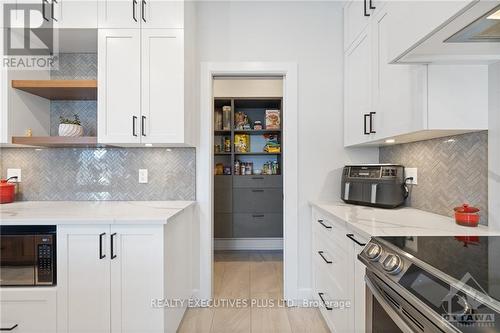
left=214, top=238, right=283, bottom=250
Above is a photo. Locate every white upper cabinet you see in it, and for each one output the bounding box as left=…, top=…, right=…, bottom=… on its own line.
left=343, top=1, right=489, bottom=147
left=98, top=0, right=184, bottom=29
left=344, top=27, right=373, bottom=146
left=141, top=0, right=184, bottom=29
left=98, top=0, right=141, bottom=29
left=343, top=0, right=373, bottom=51
left=53, top=0, right=98, bottom=29
left=385, top=0, right=478, bottom=63
left=98, top=29, right=142, bottom=144
left=141, top=29, right=184, bottom=144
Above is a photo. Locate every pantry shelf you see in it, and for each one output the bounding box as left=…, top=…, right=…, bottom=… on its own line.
left=234, top=152, right=281, bottom=155
left=11, top=80, right=97, bottom=100
left=234, top=129, right=281, bottom=134
left=12, top=136, right=100, bottom=147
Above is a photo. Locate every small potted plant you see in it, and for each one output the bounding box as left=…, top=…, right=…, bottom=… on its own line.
left=58, top=114, right=83, bottom=137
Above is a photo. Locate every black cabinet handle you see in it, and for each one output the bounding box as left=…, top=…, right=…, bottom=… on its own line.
left=0, top=324, right=18, bottom=331
left=369, top=112, right=376, bottom=134
left=42, top=0, right=49, bottom=21
left=141, top=0, right=146, bottom=22
left=252, top=214, right=265, bottom=218
left=51, top=0, right=57, bottom=21
left=99, top=233, right=106, bottom=259
left=364, top=114, right=370, bottom=135
left=318, top=293, right=332, bottom=311
left=346, top=233, right=366, bottom=246
left=132, top=0, right=138, bottom=22
left=369, top=0, right=375, bottom=10
left=318, top=219, right=332, bottom=229
left=252, top=176, right=264, bottom=180
left=141, top=116, right=146, bottom=136
left=318, top=251, right=332, bottom=264
left=132, top=116, right=138, bottom=136
left=252, top=189, right=264, bottom=193
left=363, top=0, right=370, bottom=16
left=111, top=233, right=117, bottom=259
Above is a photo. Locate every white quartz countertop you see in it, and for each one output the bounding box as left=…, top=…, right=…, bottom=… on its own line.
left=0, top=201, right=195, bottom=225
left=311, top=202, right=500, bottom=238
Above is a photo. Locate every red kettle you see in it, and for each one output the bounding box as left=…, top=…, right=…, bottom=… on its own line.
left=0, top=177, right=18, bottom=204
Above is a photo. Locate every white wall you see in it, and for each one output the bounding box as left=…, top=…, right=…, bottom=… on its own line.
left=196, top=1, right=378, bottom=294
left=489, top=62, right=500, bottom=231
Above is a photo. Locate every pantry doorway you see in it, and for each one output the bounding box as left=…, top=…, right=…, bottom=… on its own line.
left=198, top=62, right=298, bottom=302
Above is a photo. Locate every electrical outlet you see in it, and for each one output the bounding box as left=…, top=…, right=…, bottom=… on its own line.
left=7, top=169, right=21, bottom=182
left=139, top=169, right=148, bottom=184
left=405, top=168, right=418, bottom=185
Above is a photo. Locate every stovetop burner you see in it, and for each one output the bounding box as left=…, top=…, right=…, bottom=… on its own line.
left=381, top=236, right=500, bottom=303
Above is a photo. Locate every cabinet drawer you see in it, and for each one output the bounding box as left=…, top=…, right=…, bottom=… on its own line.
left=233, top=188, right=283, bottom=213
left=312, top=208, right=348, bottom=247
left=214, top=213, right=232, bottom=238
left=233, top=213, right=282, bottom=238
left=0, top=288, right=57, bottom=333
left=233, top=175, right=282, bottom=188
left=214, top=177, right=232, bottom=213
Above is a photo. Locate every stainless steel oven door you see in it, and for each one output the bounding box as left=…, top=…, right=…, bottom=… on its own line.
left=0, top=235, right=36, bottom=286
left=365, top=271, right=449, bottom=333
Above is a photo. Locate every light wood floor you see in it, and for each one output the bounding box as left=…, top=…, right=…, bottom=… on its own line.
left=177, top=251, right=330, bottom=333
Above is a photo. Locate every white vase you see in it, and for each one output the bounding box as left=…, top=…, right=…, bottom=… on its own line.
left=58, top=124, right=83, bottom=137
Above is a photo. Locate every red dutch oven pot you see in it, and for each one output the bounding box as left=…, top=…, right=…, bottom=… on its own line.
left=454, top=203, right=480, bottom=227
left=0, top=177, right=18, bottom=204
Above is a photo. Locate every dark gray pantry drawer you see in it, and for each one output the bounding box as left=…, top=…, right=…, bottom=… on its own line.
left=233, top=213, right=283, bottom=238
left=233, top=188, right=283, bottom=213
left=233, top=175, right=282, bottom=188
left=214, top=213, right=232, bottom=238
left=214, top=176, right=232, bottom=213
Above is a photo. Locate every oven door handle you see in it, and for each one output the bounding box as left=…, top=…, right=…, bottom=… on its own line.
left=365, top=274, right=416, bottom=333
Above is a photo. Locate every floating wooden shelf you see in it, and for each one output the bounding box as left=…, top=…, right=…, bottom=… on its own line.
left=12, top=136, right=99, bottom=147
left=11, top=80, right=97, bottom=100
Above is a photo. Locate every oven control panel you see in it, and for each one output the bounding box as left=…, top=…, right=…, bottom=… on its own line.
left=35, top=235, right=54, bottom=285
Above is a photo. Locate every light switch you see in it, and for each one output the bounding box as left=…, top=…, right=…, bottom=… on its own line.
left=7, top=169, right=21, bottom=182
left=139, top=169, right=148, bottom=184
left=405, top=168, right=418, bottom=185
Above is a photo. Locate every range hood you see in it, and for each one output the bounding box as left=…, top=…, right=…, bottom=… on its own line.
left=447, top=5, right=500, bottom=42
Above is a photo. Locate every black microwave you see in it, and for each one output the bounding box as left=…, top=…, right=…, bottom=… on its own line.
left=0, top=225, right=56, bottom=286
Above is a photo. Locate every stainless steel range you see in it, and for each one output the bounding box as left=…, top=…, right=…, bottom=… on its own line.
left=359, top=236, right=500, bottom=333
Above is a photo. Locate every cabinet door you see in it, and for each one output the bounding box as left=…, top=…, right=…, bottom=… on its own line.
left=54, top=0, right=98, bottom=29
left=344, top=28, right=373, bottom=147
left=98, top=29, right=141, bottom=144
left=141, top=0, right=184, bottom=29
left=98, top=0, right=141, bottom=28
left=0, top=288, right=57, bottom=333
left=57, top=225, right=111, bottom=333
left=110, top=225, right=164, bottom=333
left=372, top=7, right=427, bottom=140
left=347, top=232, right=369, bottom=333
left=141, top=29, right=184, bottom=144
left=343, top=0, right=371, bottom=51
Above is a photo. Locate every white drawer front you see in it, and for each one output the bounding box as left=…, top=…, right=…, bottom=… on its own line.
left=312, top=208, right=348, bottom=247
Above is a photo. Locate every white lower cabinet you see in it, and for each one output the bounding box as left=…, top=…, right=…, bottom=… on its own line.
left=312, top=208, right=369, bottom=333
left=57, top=214, right=192, bottom=332
left=0, top=288, right=57, bottom=333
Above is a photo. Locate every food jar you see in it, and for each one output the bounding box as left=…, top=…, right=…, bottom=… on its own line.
left=454, top=204, right=480, bottom=227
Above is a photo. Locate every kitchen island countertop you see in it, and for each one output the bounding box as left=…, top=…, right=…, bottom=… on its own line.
left=310, top=201, right=500, bottom=238
left=0, top=201, right=195, bottom=225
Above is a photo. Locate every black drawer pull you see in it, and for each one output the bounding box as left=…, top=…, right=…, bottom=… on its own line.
left=318, top=293, right=332, bottom=311
left=252, top=214, right=265, bottom=218
left=369, top=112, right=376, bottom=134
left=111, top=233, right=117, bottom=259
left=318, top=219, right=332, bottom=229
left=99, top=233, right=106, bottom=259
left=364, top=114, right=370, bottom=135
left=318, top=251, right=332, bottom=264
left=346, top=233, right=366, bottom=246
left=251, top=176, right=264, bottom=180
left=0, top=324, right=18, bottom=331
left=363, top=0, right=370, bottom=16
left=252, top=189, right=264, bottom=193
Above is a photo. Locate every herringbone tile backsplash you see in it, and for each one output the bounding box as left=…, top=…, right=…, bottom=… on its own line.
left=0, top=148, right=196, bottom=201
left=380, top=131, right=488, bottom=225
